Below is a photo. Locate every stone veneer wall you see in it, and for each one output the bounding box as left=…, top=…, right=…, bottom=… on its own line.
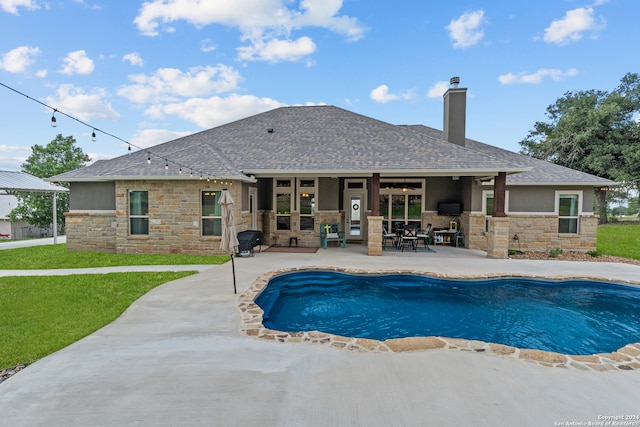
left=263, top=211, right=345, bottom=248
left=111, top=180, right=236, bottom=255
left=367, top=216, right=383, bottom=256
left=65, top=211, right=117, bottom=252
left=466, top=213, right=598, bottom=254
left=486, top=216, right=509, bottom=259
left=507, top=214, right=598, bottom=253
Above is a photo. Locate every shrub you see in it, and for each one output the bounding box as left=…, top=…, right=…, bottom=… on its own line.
left=587, top=250, right=601, bottom=257
left=548, top=247, right=563, bottom=258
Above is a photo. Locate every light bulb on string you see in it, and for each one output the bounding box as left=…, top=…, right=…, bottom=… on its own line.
left=179, top=167, right=182, bottom=175
left=0, top=82, right=215, bottom=186
left=165, top=159, right=169, bottom=170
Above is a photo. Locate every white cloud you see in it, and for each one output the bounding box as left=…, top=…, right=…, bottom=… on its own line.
left=293, top=0, right=365, bottom=42
left=237, top=36, right=316, bottom=62
left=59, top=50, right=95, bottom=75
left=0, top=0, right=39, bottom=15
left=122, top=52, right=144, bottom=67
left=543, top=7, right=605, bottom=45
left=133, top=0, right=365, bottom=62
left=427, top=81, right=450, bottom=98
left=498, top=68, right=578, bottom=85
left=369, top=84, right=415, bottom=104
left=128, top=129, right=193, bottom=149
left=144, top=94, right=285, bottom=128
left=0, top=143, right=30, bottom=154
left=118, top=65, right=242, bottom=104
left=200, top=39, right=217, bottom=53
left=0, top=45, right=40, bottom=73
left=43, top=84, right=120, bottom=121
left=446, top=10, right=486, bottom=48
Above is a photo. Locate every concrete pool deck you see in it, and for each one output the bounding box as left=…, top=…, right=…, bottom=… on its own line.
left=1, top=244, right=640, bottom=426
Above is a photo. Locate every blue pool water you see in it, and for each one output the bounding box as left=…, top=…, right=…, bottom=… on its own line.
left=255, top=270, right=640, bottom=355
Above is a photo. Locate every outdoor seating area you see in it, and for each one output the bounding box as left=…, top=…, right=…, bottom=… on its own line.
left=320, top=223, right=347, bottom=249
left=383, top=224, right=436, bottom=252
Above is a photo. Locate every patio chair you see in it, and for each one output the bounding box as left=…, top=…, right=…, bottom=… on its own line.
left=398, top=225, right=418, bottom=252
left=455, top=230, right=465, bottom=248
left=416, top=223, right=432, bottom=249
left=382, top=227, right=398, bottom=249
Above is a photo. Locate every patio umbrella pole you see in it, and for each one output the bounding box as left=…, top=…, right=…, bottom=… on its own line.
left=219, top=188, right=240, bottom=294
left=231, top=252, right=237, bottom=294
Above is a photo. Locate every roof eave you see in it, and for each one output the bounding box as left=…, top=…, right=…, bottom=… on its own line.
left=48, top=175, right=257, bottom=184
left=245, top=167, right=532, bottom=177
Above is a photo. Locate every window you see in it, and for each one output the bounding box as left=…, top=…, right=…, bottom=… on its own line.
left=482, top=190, right=509, bottom=232
left=483, top=191, right=494, bottom=232
left=557, top=192, right=581, bottom=233
left=276, top=179, right=292, bottom=230
left=299, top=179, right=316, bottom=231
left=379, top=180, right=424, bottom=230
left=129, top=190, right=149, bottom=235
left=202, top=190, right=222, bottom=236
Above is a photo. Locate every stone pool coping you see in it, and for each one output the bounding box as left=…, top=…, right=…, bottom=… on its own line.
left=237, top=266, right=640, bottom=372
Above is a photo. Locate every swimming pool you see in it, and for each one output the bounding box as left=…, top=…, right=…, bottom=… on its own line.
left=255, top=270, right=640, bottom=356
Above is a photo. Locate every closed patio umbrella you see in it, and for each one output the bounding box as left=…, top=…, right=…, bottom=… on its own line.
left=219, top=189, right=239, bottom=293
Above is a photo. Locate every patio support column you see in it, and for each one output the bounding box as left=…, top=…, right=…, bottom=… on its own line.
left=371, top=173, right=380, bottom=216
left=486, top=216, right=509, bottom=259
left=493, top=172, right=506, bottom=217
left=487, top=172, right=508, bottom=258
left=367, top=215, right=383, bottom=256
left=53, top=191, right=58, bottom=244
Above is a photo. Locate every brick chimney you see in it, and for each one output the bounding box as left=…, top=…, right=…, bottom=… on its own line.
left=443, top=76, right=467, bottom=147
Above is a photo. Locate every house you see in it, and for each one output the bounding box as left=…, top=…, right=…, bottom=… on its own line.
left=50, top=78, right=612, bottom=258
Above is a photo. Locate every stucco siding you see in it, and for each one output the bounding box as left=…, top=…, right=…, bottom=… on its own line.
left=69, top=182, right=116, bottom=210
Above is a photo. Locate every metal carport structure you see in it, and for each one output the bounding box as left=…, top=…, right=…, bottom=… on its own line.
left=0, top=170, right=69, bottom=243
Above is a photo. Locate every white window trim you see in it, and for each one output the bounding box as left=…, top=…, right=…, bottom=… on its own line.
left=274, top=178, right=294, bottom=231
left=481, top=190, right=510, bottom=214
left=129, top=189, right=149, bottom=236
left=298, top=178, right=317, bottom=231
left=201, top=190, right=222, bottom=237
left=555, top=190, right=583, bottom=234
left=379, top=179, right=425, bottom=226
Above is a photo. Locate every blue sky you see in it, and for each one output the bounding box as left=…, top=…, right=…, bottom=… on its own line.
left=1, top=0, right=638, bottom=171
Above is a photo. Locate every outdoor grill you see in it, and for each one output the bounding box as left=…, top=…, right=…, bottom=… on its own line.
left=236, top=230, right=263, bottom=257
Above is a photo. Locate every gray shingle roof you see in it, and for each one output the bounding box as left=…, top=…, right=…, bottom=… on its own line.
left=402, top=125, right=612, bottom=185
left=51, top=105, right=609, bottom=185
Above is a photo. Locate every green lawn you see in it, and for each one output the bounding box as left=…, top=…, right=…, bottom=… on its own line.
left=597, top=223, right=640, bottom=260
left=0, top=272, right=195, bottom=369
left=0, top=244, right=229, bottom=269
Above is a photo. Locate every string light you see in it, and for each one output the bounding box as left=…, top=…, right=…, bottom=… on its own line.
left=0, top=81, right=231, bottom=183
left=165, top=159, right=169, bottom=170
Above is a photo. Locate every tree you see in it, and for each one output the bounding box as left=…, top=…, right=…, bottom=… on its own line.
left=9, top=134, right=90, bottom=231
left=519, top=73, right=640, bottom=223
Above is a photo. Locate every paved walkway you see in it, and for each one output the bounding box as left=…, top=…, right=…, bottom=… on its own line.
left=1, top=242, right=640, bottom=426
